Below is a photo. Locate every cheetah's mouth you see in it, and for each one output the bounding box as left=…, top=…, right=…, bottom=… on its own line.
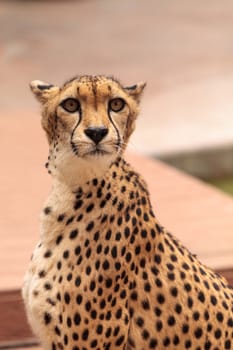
left=87, top=149, right=111, bottom=156
left=83, top=145, right=113, bottom=157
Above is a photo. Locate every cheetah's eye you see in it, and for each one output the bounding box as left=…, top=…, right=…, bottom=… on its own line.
left=61, top=98, right=80, bottom=113
left=109, top=98, right=126, bottom=113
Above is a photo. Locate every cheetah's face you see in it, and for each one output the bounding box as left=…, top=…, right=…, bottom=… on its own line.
left=30, top=75, right=145, bottom=184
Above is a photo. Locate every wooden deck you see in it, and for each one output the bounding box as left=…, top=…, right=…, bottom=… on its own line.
left=1, top=113, right=233, bottom=347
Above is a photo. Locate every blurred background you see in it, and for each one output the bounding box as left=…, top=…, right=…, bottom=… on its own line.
left=1, top=0, right=233, bottom=346
left=1, top=0, right=233, bottom=185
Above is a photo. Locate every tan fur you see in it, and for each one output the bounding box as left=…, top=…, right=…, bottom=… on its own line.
left=23, top=75, right=232, bottom=350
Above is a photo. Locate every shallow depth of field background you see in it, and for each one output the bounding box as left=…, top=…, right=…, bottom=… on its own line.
left=1, top=0, right=233, bottom=190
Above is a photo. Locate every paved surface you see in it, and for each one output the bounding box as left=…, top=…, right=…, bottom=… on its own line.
left=1, top=0, right=233, bottom=157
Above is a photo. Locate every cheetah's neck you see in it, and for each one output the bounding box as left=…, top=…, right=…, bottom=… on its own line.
left=40, top=157, right=155, bottom=243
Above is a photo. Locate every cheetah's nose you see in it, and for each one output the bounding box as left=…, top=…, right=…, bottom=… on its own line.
left=84, top=126, right=108, bottom=144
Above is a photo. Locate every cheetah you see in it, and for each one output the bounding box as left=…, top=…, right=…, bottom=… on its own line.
left=22, top=75, right=233, bottom=350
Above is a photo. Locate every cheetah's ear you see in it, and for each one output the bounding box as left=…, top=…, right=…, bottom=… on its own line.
left=124, top=82, right=146, bottom=102
left=30, top=80, right=59, bottom=103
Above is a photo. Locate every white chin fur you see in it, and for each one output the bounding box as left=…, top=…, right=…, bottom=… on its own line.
left=55, top=151, right=115, bottom=188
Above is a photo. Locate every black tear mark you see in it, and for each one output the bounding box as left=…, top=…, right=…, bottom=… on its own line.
left=107, top=107, right=121, bottom=148
left=70, top=109, right=82, bottom=156
left=38, top=84, right=54, bottom=91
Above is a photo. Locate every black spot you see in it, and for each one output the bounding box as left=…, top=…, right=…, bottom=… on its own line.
left=185, top=340, right=192, bottom=348
left=67, top=317, right=72, bottom=328
left=158, top=243, right=164, bottom=253
left=86, top=221, right=94, bottom=231
left=90, top=339, right=98, bottom=348
left=149, top=339, right=158, bottom=349
left=92, top=178, right=98, bottom=186
left=103, top=260, right=110, bottom=270
left=44, top=250, right=52, bottom=258
left=136, top=317, right=144, bottom=327
left=198, top=292, right=205, bottom=303
left=86, top=203, right=94, bottom=213
left=85, top=301, right=91, bottom=312
left=38, top=270, right=46, bottom=278
left=111, top=246, right=117, bottom=258
left=167, top=272, right=175, bottom=281
left=204, top=341, right=211, bottom=350
left=44, top=312, right=52, bottom=324
left=115, top=232, right=121, bottom=241
left=75, top=276, right=81, bottom=287
left=86, top=248, right=92, bottom=259
left=105, top=230, right=112, bottom=240
left=210, top=295, right=217, bottom=305
left=225, top=340, right=231, bottom=349
left=216, top=312, right=224, bottom=322
left=100, top=199, right=106, bottom=208
left=145, top=241, right=151, bottom=252
left=142, top=330, right=150, bottom=340
left=77, top=214, right=83, bottom=222
left=173, top=335, right=180, bottom=346
left=57, top=214, right=65, bottom=222
left=227, top=317, right=233, bottom=327
left=105, top=278, right=112, bottom=288
left=130, top=291, right=138, bottom=301
left=74, top=312, right=81, bottom=325
left=44, top=207, right=51, bottom=215
left=124, top=226, right=130, bottom=238
left=66, top=216, right=74, bottom=225
left=74, top=200, right=83, bottom=210
left=54, top=326, right=61, bottom=336
left=69, top=229, right=78, bottom=239
left=76, top=294, right=83, bottom=305
left=175, top=303, right=182, bottom=314
left=157, top=294, right=165, bottom=304
left=125, top=252, right=132, bottom=262
left=187, top=296, right=193, bottom=308
left=63, top=250, right=69, bottom=259
left=56, top=235, right=63, bottom=245
left=163, top=337, right=170, bottom=346
left=91, top=310, right=97, bottom=319
left=144, top=282, right=151, bottom=292
left=72, top=333, right=78, bottom=341
left=182, top=324, right=189, bottom=334
left=156, top=320, right=163, bottom=331
left=64, top=292, right=70, bottom=304
left=167, top=315, right=175, bottom=326
left=115, top=335, right=125, bottom=346
left=170, top=287, right=178, bottom=297
left=96, top=324, right=103, bottom=334
left=82, top=329, right=89, bottom=340
left=194, top=328, right=203, bottom=339
left=184, top=283, right=192, bottom=292
left=142, top=299, right=150, bottom=310
left=214, top=329, right=222, bottom=339
left=154, top=255, right=161, bottom=264
left=141, top=229, right=147, bottom=238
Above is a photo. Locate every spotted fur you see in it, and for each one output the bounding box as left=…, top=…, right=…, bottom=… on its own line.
left=23, top=75, right=233, bottom=350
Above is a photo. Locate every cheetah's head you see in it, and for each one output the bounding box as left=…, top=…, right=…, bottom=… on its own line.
left=30, top=75, right=145, bottom=186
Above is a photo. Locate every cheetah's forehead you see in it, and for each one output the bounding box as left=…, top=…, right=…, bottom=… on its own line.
left=62, top=75, right=122, bottom=100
